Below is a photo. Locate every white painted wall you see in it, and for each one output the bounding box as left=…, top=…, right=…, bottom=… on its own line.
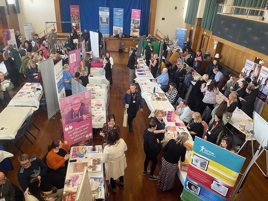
left=154, top=0, right=187, bottom=39
left=0, top=0, right=5, bottom=7
left=17, top=0, right=56, bottom=35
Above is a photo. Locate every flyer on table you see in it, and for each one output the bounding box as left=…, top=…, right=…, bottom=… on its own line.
left=60, top=91, right=93, bottom=145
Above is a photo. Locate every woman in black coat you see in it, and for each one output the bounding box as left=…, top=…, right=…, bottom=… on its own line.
left=205, top=112, right=225, bottom=144
left=188, top=74, right=209, bottom=113
left=241, top=85, right=258, bottom=118
left=104, top=56, right=112, bottom=84
left=3, top=51, right=19, bottom=87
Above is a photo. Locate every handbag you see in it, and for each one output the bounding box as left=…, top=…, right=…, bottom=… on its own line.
left=123, top=108, right=128, bottom=127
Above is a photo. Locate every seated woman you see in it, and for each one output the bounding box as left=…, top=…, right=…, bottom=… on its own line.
left=100, top=114, right=120, bottom=143
left=204, top=112, right=225, bottom=144
left=0, top=71, right=14, bottom=107
left=46, top=139, right=70, bottom=189
left=152, top=110, right=166, bottom=142
left=187, top=112, right=204, bottom=140
left=175, top=100, right=193, bottom=124
left=25, top=60, right=39, bottom=82
left=165, top=82, right=178, bottom=105
left=24, top=177, right=63, bottom=201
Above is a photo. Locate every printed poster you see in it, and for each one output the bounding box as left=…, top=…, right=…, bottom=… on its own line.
left=54, top=60, right=65, bottom=103
left=2, top=29, right=17, bottom=48
left=181, top=137, right=245, bottom=201
left=130, top=9, right=141, bottom=37
left=60, top=91, right=93, bottom=145
left=23, top=23, right=33, bottom=41
left=70, top=5, right=81, bottom=32
left=113, top=8, right=124, bottom=35
left=243, top=59, right=256, bottom=77
left=68, top=49, right=81, bottom=75
left=258, top=66, right=268, bottom=85
left=99, top=7, right=110, bottom=36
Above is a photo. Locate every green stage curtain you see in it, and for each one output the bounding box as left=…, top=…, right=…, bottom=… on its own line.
left=185, top=0, right=200, bottom=25
left=233, top=0, right=265, bottom=15
left=201, top=0, right=219, bottom=31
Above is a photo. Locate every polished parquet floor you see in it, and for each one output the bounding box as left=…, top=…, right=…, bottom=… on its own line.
left=5, top=52, right=268, bottom=201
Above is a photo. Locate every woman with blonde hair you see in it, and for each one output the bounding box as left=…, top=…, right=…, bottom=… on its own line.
left=187, top=112, right=204, bottom=140
left=157, top=132, right=188, bottom=191
left=152, top=110, right=166, bottom=141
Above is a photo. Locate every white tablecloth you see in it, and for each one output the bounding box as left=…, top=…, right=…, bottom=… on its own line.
left=0, top=106, right=33, bottom=140
left=63, top=145, right=105, bottom=200
left=8, top=82, right=43, bottom=109
left=87, top=81, right=109, bottom=129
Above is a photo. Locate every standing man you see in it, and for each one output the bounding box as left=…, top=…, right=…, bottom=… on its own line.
left=47, top=28, right=57, bottom=53
left=0, top=171, right=16, bottom=201
left=127, top=49, right=137, bottom=84
left=123, top=84, right=142, bottom=132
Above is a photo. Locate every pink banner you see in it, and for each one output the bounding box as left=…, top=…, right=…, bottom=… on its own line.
left=68, top=49, right=81, bottom=75
left=70, top=5, right=81, bottom=32
left=130, top=9, right=141, bottom=37
left=60, top=91, right=92, bottom=145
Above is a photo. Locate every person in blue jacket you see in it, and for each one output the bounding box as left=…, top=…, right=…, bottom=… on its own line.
left=123, top=83, right=142, bottom=132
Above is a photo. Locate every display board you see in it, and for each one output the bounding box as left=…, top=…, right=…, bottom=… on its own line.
left=54, top=60, right=65, bottom=104
left=23, top=23, right=33, bottom=41
left=113, top=8, right=124, bottom=35
left=90, top=31, right=99, bottom=58
left=59, top=91, right=93, bottom=145
left=75, top=169, right=92, bottom=201
left=39, top=59, right=59, bottom=119
left=253, top=112, right=268, bottom=148
left=68, top=49, right=81, bottom=75
left=243, top=60, right=257, bottom=77
left=181, top=137, right=245, bottom=201
left=258, top=66, right=268, bottom=85
left=130, top=9, right=141, bottom=37
left=72, top=79, right=87, bottom=95
left=99, top=7, right=110, bottom=36
left=70, top=5, right=81, bottom=32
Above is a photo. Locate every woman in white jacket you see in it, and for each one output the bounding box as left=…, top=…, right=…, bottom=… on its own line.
left=103, top=130, right=127, bottom=193
left=201, top=79, right=219, bottom=113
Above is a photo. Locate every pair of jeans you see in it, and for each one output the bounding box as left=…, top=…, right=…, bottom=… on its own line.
left=144, top=154, right=158, bottom=176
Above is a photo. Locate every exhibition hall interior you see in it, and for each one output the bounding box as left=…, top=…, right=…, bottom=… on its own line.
left=0, top=0, right=268, bottom=200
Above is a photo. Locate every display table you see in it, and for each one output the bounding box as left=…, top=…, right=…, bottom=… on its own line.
left=135, top=64, right=174, bottom=112
left=0, top=106, right=33, bottom=140
left=87, top=74, right=109, bottom=129
left=161, top=111, right=193, bottom=184
left=63, top=145, right=105, bottom=201
left=8, top=82, right=43, bottom=109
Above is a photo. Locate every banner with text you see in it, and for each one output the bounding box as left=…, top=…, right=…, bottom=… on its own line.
left=181, top=137, right=245, bottom=201
left=70, top=5, right=81, bottom=32
left=60, top=91, right=92, bottom=145
left=99, top=7, right=110, bottom=36
left=113, top=8, right=124, bottom=36
left=258, top=66, right=268, bottom=85
left=130, top=9, right=141, bottom=37
left=68, top=49, right=81, bottom=75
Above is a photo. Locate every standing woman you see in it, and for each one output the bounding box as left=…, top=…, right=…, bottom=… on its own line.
left=3, top=51, right=20, bottom=87
left=157, top=132, right=188, bottom=191
left=150, top=54, right=159, bottom=78
left=100, top=114, right=120, bottom=143
left=205, top=112, right=225, bottom=144
left=123, top=84, right=142, bottom=132
left=105, top=52, right=114, bottom=69
left=144, top=118, right=161, bottom=180
left=104, top=56, right=112, bottom=84
left=127, top=49, right=137, bottom=84
left=187, top=112, right=204, bottom=140
left=103, top=130, right=127, bottom=193
left=63, top=64, right=72, bottom=96
left=25, top=60, right=39, bottom=82
left=0, top=71, right=14, bottom=107
left=201, top=79, right=219, bottom=113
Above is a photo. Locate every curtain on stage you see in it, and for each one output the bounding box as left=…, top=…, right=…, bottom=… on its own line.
left=60, top=0, right=151, bottom=35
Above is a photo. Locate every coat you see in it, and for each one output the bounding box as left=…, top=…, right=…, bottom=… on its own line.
left=46, top=144, right=70, bottom=170
left=103, top=138, right=127, bottom=180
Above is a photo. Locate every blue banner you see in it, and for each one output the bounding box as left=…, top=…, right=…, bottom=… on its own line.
left=113, top=8, right=124, bottom=35
left=99, top=7, right=110, bottom=36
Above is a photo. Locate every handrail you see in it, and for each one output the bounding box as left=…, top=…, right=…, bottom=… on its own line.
left=37, top=23, right=55, bottom=38
left=225, top=5, right=266, bottom=12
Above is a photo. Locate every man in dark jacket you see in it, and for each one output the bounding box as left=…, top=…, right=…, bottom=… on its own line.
left=143, top=118, right=161, bottom=180
left=127, top=49, right=137, bottom=84
left=17, top=153, right=51, bottom=191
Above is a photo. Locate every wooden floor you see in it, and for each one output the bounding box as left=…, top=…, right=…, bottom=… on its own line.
left=5, top=52, right=268, bottom=201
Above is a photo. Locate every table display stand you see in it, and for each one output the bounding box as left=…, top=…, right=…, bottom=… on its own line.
left=231, top=144, right=264, bottom=200
left=237, top=132, right=255, bottom=157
